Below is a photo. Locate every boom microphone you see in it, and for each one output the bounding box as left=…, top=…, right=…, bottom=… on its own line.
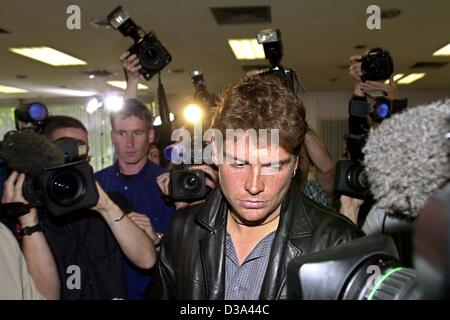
left=0, top=131, right=65, bottom=178
left=363, top=99, right=450, bottom=217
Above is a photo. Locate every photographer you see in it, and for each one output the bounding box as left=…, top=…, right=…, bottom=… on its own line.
left=340, top=49, right=405, bottom=225
left=1, top=172, right=59, bottom=299
left=2, top=116, right=157, bottom=300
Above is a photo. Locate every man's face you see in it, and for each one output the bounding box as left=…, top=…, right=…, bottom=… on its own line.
left=217, top=136, right=297, bottom=224
left=51, top=127, right=88, bottom=145
left=111, top=116, right=154, bottom=165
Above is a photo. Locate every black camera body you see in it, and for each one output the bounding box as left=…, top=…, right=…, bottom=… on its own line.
left=361, top=48, right=394, bottom=82
left=256, top=29, right=297, bottom=92
left=23, top=160, right=99, bottom=216
left=335, top=160, right=370, bottom=200
left=169, top=169, right=207, bottom=201
left=108, top=6, right=172, bottom=81
left=190, top=69, right=216, bottom=109
left=14, top=102, right=48, bottom=132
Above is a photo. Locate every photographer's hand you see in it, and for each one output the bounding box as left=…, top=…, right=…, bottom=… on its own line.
left=120, top=51, right=141, bottom=100
left=1, top=171, right=60, bottom=299
left=348, top=55, right=364, bottom=97
left=360, top=76, right=399, bottom=100
left=128, top=212, right=161, bottom=246
left=2, top=171, right=37, bottom=225
left=339, top=195, right=364, bottom=225
left=189, top=165, right=218, bottom=189
left=92, top=181, right=156, bottom=269
left=156, top=172, right=188, bottom=209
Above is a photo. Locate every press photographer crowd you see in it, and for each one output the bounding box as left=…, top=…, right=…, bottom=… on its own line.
left=1, top=5, right=449, bottom=303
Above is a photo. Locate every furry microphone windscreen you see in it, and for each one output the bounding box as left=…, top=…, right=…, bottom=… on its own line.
left=0, top=131, right=65, bottom=178
left=363, top=99, right=450, bottom=218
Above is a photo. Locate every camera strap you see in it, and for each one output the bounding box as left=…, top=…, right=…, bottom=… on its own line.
left=2, top=202, right=33, bottom=217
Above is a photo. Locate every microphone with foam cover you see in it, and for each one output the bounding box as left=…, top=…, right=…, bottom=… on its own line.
left=0, top=131, right=65, bottom=178
left=363, top=99, right=450, bottom=218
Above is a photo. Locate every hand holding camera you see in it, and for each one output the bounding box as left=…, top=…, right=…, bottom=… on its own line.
left=120, top=51, right=142, bottom=82
left=1, top=171, right=39, bottom=227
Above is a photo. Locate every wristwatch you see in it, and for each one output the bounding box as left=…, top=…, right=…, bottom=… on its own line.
left=16, top=224, right=42, bottom=239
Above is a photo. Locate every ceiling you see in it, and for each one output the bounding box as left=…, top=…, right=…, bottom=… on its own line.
left=0, top=0, right=449, bottom=102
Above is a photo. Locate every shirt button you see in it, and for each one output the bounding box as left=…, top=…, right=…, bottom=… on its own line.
left=116, top=173, right=119, bottom=176
left=124, top=186, right=128, bottom=190
left=234, top=286, right=238, bottom=291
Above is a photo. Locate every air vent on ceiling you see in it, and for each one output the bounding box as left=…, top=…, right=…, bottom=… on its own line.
left=410, top=62, right=448, bottom=69
left=241, top=65, right=270, bottom=73
left=80, top=70, right=113, bottom=77
left=0, top=28, right=11, bottom=34
left=211, top=6, right=271, bottom=25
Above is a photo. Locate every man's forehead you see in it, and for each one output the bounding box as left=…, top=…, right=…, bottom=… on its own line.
left=113, top=115, right=147, bottom=129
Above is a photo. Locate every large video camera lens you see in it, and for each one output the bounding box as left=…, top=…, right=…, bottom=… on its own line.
left=288, top=234, right=421, bottom=300
left=47, top=170, right=86, bottom=207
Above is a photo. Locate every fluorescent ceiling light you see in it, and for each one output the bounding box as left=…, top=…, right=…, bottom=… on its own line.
left=397, top=73, right=426, bottom=85
left=228, top=39, right=265, bottom=60
left=432, top=43, right=450, bottom=56
left=384, top=73, right=405, bottom=84
left=9, top=47, right=86, bottom=66
left=0, top=85, right=28, bottom=93
left=107, top=81, right=148, bottom=90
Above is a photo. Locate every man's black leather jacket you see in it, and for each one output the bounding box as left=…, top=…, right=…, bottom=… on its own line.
left=151, top=183, right=363, bottom=300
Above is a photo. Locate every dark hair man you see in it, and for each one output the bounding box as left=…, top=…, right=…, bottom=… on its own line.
left=152, top=75, right=362, bottom=300
left=2, top=115, right=156, bottom=299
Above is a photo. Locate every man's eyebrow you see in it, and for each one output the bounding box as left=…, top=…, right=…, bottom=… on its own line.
left=261, top=158, right=292, bottom=166
left=224, top=153, right=246, bottom=163
left=224, top=153, right=291, bottom=165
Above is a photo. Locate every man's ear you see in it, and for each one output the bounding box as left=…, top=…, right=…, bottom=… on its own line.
left=148, top=128, right=156, bottom=144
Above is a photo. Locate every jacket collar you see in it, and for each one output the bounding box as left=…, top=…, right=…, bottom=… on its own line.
left=194, top=182, right=315, bottom=299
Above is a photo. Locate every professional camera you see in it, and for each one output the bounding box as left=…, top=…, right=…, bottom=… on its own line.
left=0, top=130, right=99, bottom=217
left=256, top=29, right=297, bottom=92
left=163, top=141, right=211, bottom=201
left=23, top=160, right=99, bottom=216
left=14, top=102, right=48, bottom=132
left=107, top=6, right=172, bottom=81
left=349, top=96, right=408, bottom=124
left=287, top=234, right=420, bottom=300
left=335, top=160, right=370, bottom=200
left=360, top=48, right=394, bottom=82
left=23, top=137, right=98, bottom=216
left=190, top=69, right=215, bottom=109
left=169, top=169, right=207, bottom=201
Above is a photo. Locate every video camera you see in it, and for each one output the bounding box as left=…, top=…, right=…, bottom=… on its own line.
left=287, top=234, right=420, bottom=300
left=0, top=107, right=99, bottom=217
left=256, top=29, right=298, bottom=93
left=22, top=137, right=99, bottom=216
left=107, top=6, right=172, bottom=81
